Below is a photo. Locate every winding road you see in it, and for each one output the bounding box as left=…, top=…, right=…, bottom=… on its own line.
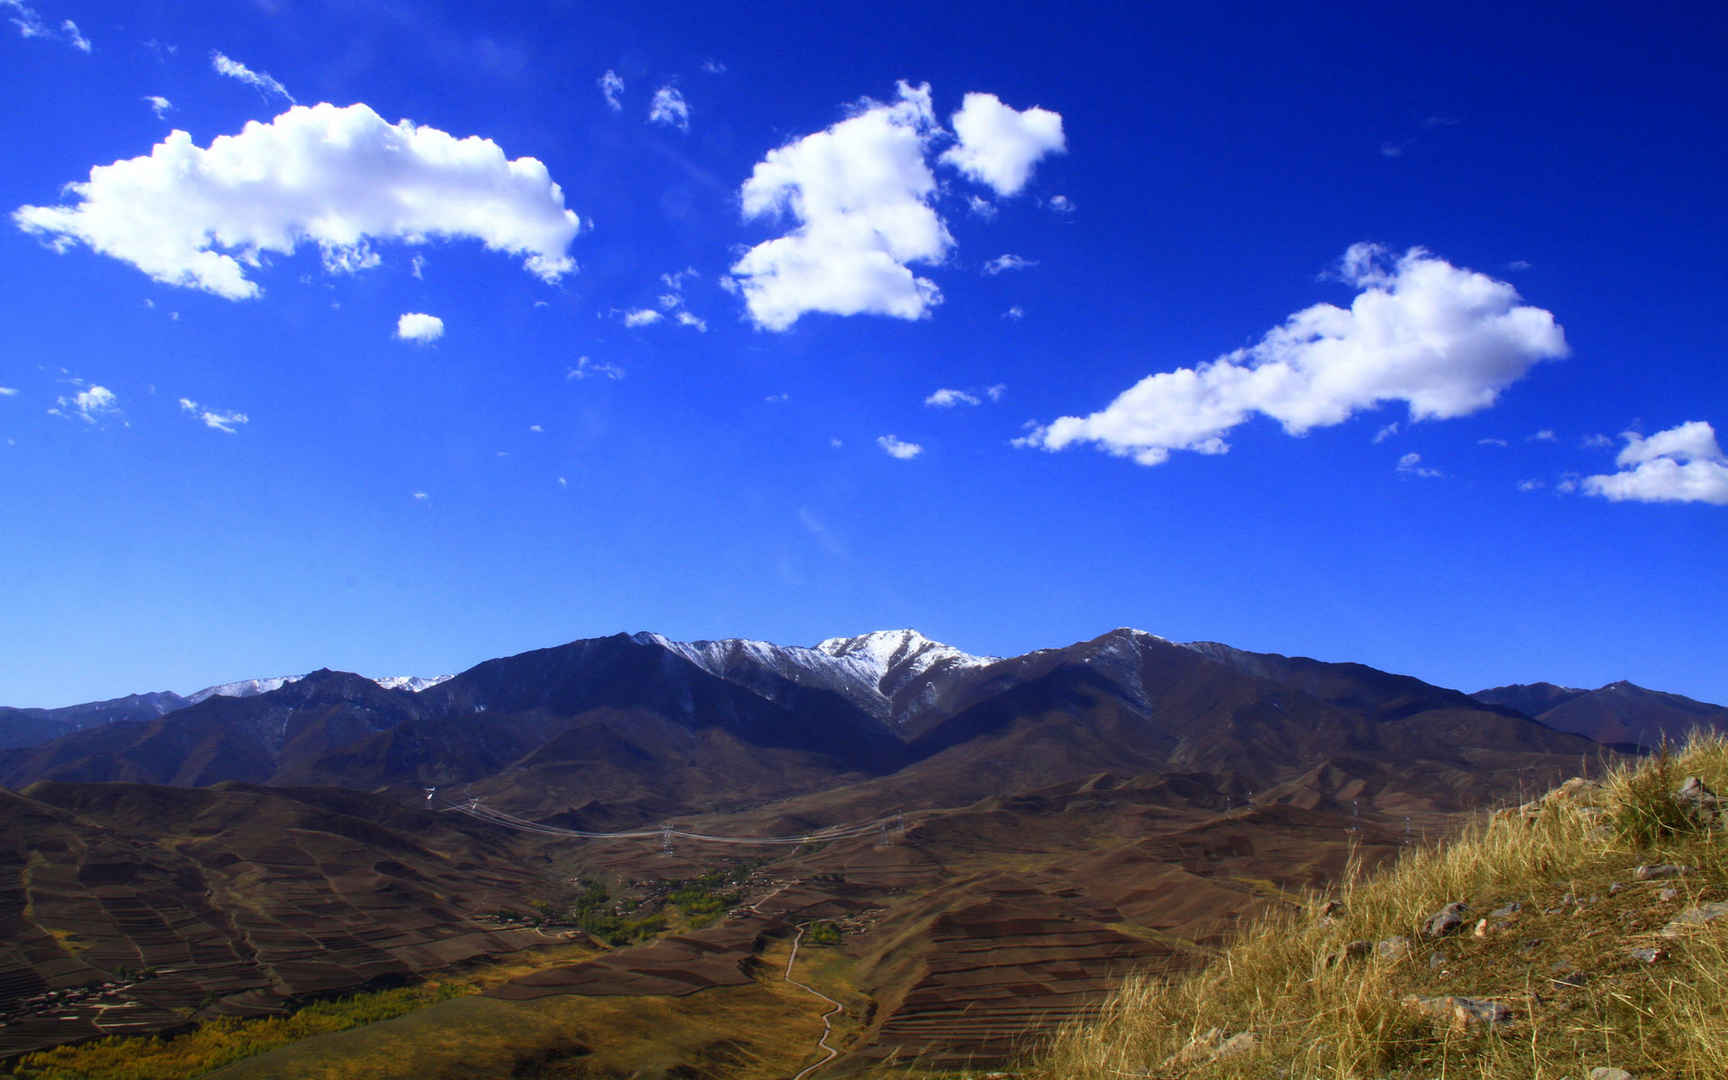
left=784, top=923, right=845, bottom=1080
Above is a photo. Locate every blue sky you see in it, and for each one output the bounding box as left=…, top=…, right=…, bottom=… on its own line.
left=3, top=0, right=1724, bottom=708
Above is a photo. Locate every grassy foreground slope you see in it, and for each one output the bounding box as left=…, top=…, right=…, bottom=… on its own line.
left=1026, top=734, right=1728, bottom=1080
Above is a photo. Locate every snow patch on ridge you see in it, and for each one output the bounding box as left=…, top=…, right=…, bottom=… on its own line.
left=185, top=672, right=451, bottom=703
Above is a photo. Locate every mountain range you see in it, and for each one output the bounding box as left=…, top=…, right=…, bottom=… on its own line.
left=6, top=627, right=1716, bottom=828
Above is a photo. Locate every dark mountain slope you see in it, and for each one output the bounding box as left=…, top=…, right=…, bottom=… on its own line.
left=1474, top=680, right=1728, bottom=749
left=0, top=691, right=188, bottom=751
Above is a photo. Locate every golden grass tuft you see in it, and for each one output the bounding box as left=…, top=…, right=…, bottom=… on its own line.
left=1027, top=732, right=1728, bottom=1080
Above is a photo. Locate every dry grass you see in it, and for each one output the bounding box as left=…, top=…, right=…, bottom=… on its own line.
left=1024, top=732, right=1728, bottom=1080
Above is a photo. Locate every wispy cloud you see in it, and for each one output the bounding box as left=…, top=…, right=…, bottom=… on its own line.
left=983, top=253, right=1037, bottom=275
left=648, top=86, right=690, bottom=131
left=2, top=1, right=90, bottom=51
left=1478, top=437, right=1509, bottom=447
left=1396, top=451, right=1443, bottom=478
left=567, top=356, right=624, bottom=381
left=210, top=51, right=294, bottom=103
left=1527, top=428, right=1557, bottom=443
left=925, top=388, right=980, bottom=408
left=700, top=58, right=726, bottom=74
left=0, top=386, right=18, bottom=397
left=1581, top=432, right=1612, bottom=449
left=623, top=308, right=663, bottom=327
left=1372, top=421, right=1399, bottom=444
left=143, top=95, right=172, bottom=118
left=1517, top=479, right=1545, bottom=492
left=598, top=69, right=624, bottom=112
left=1003, top=305, right=1024, bottom=320
left=51, top=384, right=120, bottom=424
left=877, top=434, right=923, bottom=460
left=177, top=396, right=249, bottom=433
left=1046, top=194, right=1074, bottom=214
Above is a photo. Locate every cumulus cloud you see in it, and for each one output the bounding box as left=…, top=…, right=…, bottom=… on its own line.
left=14, top=103, right=581, bottom=299
left=648, top=86, right=689, bottom=130
left=925, top=388, right=980, bottom=408
left=211, top=51, right=294, bottom=102
left=3, top=1, right=88, bottom=51
left=395, top=312, right=443, bottom=342
left=731, top=81, right=949, bottom=331
left=1582, top=421, right=1728, bottom=505
left=143, top=95, right=172, bottom=118
left=1396, top=451, right=1442, bottom=478
left=567, top=355, right=624, bottom=381
left=177, top=396, right=248, bottom=433
left=1046, top=194, right=1074, bottom=213
left=877, top=434, right=923, bottom=460
left=675, top=311, right=707, bottom=332
left=983, top=253, right=1037, bottom=275
left=623, top=308, right=663, bottom=327
left=52, top=384, right=119, bottom=423
left=1016, top=245, right=1568, bottom=467
left=938, top=92, right=1064, bottom=197
left=598, top=69, right=624, bottom=112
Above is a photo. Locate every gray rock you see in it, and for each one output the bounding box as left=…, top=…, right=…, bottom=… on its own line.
left=1626, top=946, right=1663, bottom=963
left=1403, top=994, right=1513, bottom=1029
left=1588, top=1068, right=1635, bottom=1080
left=1422, top=901, right=1470, bottom=938
left=1489, top=901, right=1523, bottom=918
left=1658, top=887, right=1679, bottom=902
left=1634, top=863, right=1690, bottom=880
left=1674, top=777, right=1720, bottom=825
left=1660, top=901, right=1728, bottom=938
left=1376, top=936, right=1414, bottom=961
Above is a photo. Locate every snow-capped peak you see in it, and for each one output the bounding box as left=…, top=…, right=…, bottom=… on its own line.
left=815, top=629, right=996, bottom=686
left=370, top=674, right=454, bottom=693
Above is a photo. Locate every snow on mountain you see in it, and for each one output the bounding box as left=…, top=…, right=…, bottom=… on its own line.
left=184, top=673, right=450, bottom=704
left=370, top=675, right=454, bottom=693
left=816, top=629, right=995, bottom=687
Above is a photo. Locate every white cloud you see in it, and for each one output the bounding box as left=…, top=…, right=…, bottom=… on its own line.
left=877, top=434, right=923, bottom=460
left=0, top=386, right=17, bottom=396
left=829, top=437, right=843, bottom=448
left=1582, top=421, right=1728, bottom=505
left=623, top=308, right=663, bottom=327
left=567, top=355, right=624, bottom=381
left=210, top=51, right=294, bottom=103
left=731, top=81, right=949, bottom=331
left=1507, top=259, right=1532, bottom=271
left=143, top=95, right=172, bottom=118
left=322, top=241, right=380, bottom=275
left=177, top=396, right=248, bottom=433
left=528, top=424, right=543, bottom=432
left=925, top=388, right=980, bottom=408
left=648, top=86, right=689, bottom=131
left=1046, top=194, right=1074, bottom=214
left=983, top=253, right=1037, bottom=275
left=598, top=69, right=624, bottom=112
left=1581, top=432, right=1612, bottom=449
left=557, top=476, right=568, bottom=487
left=53, top=384, right=119, bottom=423
left=986, top=383, right=1006, bottom=402
left=1396, top=451, right=1443, bottom=478
left=14, top=103, right=581, bottom=299
left=764, top=392, right=790, bottom=403
left=1003, top=305, right=1024, bottom=320
left=395, top=312, right=444, bottom=343
left=966, top=195, right=997, bottom=219
left=412, top=490, right=429, bottom=500
left=1478, top=437, right=1509, bottom=447
left=2, top=1, right=88, bottom=51
left=1379, top=140, right=1406, bottom=159
left=701, top=59, right=726, bottom=75
left=660, top=267, right=698, bottom=291
left=410, top=254, right=425, bottom=279
left=675, top=311, right=707, bottom=332
left=938, top=93, right=1064, bottom=197
left=1372, top=421, right=1399, bottom=443
left=1528, top=428, right=1557, bottom=442
left=1017, top=245, right=1568, bottom=467
left=1517, top=479, right=1544, bottom=492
